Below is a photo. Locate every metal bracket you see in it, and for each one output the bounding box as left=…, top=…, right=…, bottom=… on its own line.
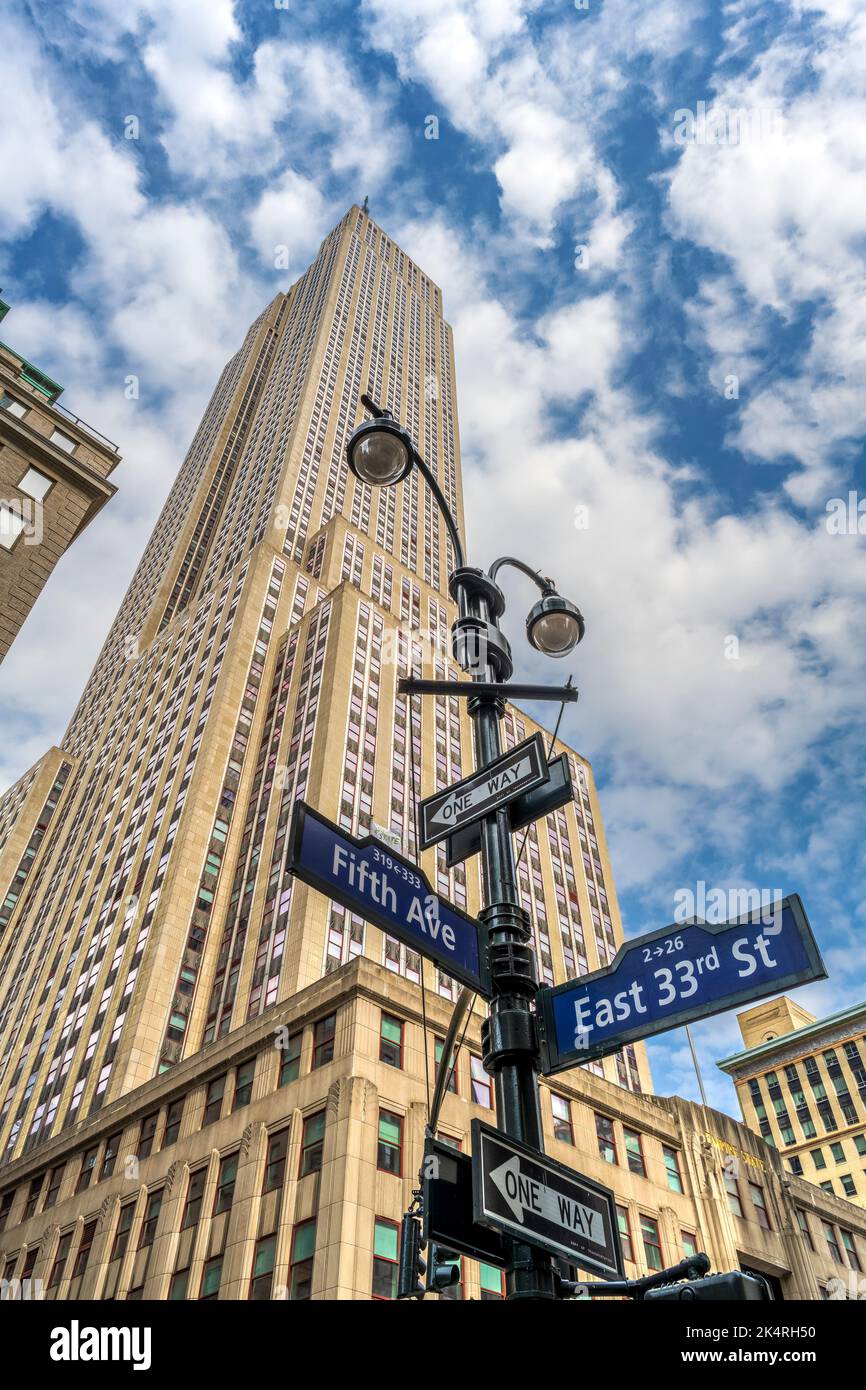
left=397, top=677, right=579, bottom=704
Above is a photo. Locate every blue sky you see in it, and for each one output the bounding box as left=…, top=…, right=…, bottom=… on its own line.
left=2, top=0, right=866, bottom=1114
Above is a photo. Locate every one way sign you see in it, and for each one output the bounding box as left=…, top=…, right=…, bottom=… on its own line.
left=418, top=733, right=549, bottom=851
left=471, top=1121, right=623, bottom=1280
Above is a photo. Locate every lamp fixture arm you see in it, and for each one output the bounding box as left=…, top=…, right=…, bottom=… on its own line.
left=488, top=555, right=554, bottom=595
left=360, top=394, right=465, bottom=569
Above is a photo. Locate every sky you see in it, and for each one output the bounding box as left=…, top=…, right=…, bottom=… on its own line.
left=1, top=0, right=865, bottom=1115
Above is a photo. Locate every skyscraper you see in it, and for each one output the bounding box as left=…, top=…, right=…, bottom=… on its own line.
left=0, top=296, right=119, bottom=662
left=7, top=207, right=857, bottom=1301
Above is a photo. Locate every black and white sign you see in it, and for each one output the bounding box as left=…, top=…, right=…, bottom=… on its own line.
left=471, top=1121, right=623, bottom=1279
left=444, top=752, right=573, bottom=867
left=419, top=733, right=549, bottom=850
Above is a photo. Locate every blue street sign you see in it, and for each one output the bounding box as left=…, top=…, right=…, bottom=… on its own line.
left=287, top=802, right=490, bottom=997
left=536, top=894, right=825, bottom=1076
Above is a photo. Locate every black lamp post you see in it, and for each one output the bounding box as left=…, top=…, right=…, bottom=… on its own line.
left=347, top=395, right=584, bottom=1300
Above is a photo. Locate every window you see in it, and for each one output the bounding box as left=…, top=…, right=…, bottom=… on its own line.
left=300, top=1111, right=326, bottom=1176
left=823, top=1221, right=842, bottom=1264
left=796, top=1209, right=814, bottom=1250
left=48, top=1232, right=72, bottom=1290
left=377, top=1111, right=403, bottom=1175
left=137, top=1112, right=159, bottom=1159
left=479, top=1263, right=504, bottom=1299
left=250, top=1233, right=277, bottom=1300
left=214, top=1153, right=238, bottom=1214
left=471, top=1055, right=493, bottom=1109
left=0, top=505, right=25, bottom=549
left=0, top=392, right=27, bottom=418
left=279, top=1033, right=302, bottom=1085
left=50, top=427, right=76, bottom=453
left=379, top=1014, right=403, bottom=1068
left=233, top=1059, right=255, bottom=1111
left=163, top=1100, right=184, bottom=1148
left=203, top=1076, right=226, bottom=1126
left=289, top=1220, right=316, bottom=1300
left=372, top=1218, right=400, bottom=1299
left=841, top=1174, right=856, bottom=1197
left=101, top=1134, right=121, bottom=1179
left=623, top=1128, right=646, bottom=1178
left=200, top=1256, right=222, bottom=1300
left=724, top=1170, right=743, bottom=1218
left=72, top=1219, right=97, bottom=1278
left=640, top=1214, right=662, bottom=1271
left=169, top=1268, right=189, bottom=1300
left=265, top=1129, right=290, bottom=1192
left=855, top=1136, right=866, bottom=1158
left=682, top=1231, right=698, bottom=1259
left=312, top=1013, right=336, bottom=1069
left=596, top=1114, right=616, bottom=1164
left=551, top=1094, right=573, bottom=1145
left=435, top=1038, right=457, bottom=1094
left=663, top=1146, right=683, bottom=1193
left=24, top=1175, right=44, bottom=1218
left=139, top=1190, right=162, bottom=1249
left=75, top=1147, right=98, bottom=1194
left=748, top=1181, right=771, bottom=1230
left=44, top=1165, right=64, bottom=1210
left=841, top=1230, right=862, bottom=1272
left=831, top=1141, right=845, bottom=1162
left=19, top=467, right=52, bottom=501
left=0, top=1191, right=14, bottom=1233
left=111, top=1203, right=135, bottom=1261
left=811, top=1147, right=826, bottom=1169
left=182, top=1169, right=207, bottom=1229
left=617, top=1206, right=634, bottom=1263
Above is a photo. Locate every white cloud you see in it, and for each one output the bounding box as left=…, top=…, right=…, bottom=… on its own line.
left=667, top=3, right=866, bottom=499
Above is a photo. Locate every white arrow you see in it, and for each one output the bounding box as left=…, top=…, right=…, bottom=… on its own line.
left=429, top=756, right=533, bottom=829
left=489, top=1153, right=606, bottom=1247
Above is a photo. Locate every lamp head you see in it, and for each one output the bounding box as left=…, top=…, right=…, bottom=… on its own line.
left=526, top=588, right=584, bottom=657
left=346, top=413, right=414, bottom=487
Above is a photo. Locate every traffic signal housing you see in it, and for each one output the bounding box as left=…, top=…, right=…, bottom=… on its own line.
left=427, top=1244, right=461, bottom=1294
left=397, top=1213, right=426, bottom=1299
left=644, top=1271, right=772, bottom=1301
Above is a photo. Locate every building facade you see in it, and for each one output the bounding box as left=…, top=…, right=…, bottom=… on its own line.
left=719, top=995, right=866, bottom=1212
left=0, top=207, right=861, bottom=1301
left=0, top=297, right=119, bottom=661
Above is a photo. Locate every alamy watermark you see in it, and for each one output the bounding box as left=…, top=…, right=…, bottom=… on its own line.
left=673, top=101, right=784, bottom=146
left=673, top=883, right=783, bottom=928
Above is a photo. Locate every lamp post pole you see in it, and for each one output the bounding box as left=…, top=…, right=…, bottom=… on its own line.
left=348, top=397, right=582, bottom=1300
left=451, top=563, right=559, bottom=1300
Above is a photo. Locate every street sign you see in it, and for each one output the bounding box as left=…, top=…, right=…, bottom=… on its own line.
left=287, top=802, right=490, bottom=996
left=419, top=733, right=549, bottom=851
left=445, top=752, right=573, bottom=867
left=423, top=1136, right=507, bottom=1267
left=471, top=1121, right=623, bottom=1279
left=536, top=893, right=826, bottom=1076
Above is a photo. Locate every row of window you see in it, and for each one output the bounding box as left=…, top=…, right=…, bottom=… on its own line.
left=0, top=1010, right=341, bottom=1230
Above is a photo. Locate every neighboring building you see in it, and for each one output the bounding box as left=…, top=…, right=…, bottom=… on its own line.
left=0, top=208, right=860, bottom=1302
left=0, top=296, right=120, bottom=662
left=719, top=995, right=866, bottom=1212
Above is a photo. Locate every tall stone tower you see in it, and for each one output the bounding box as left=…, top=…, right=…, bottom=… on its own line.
left=0, top=208, right=652, bottom=1301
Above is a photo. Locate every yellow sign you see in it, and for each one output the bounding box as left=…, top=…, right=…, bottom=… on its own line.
left=703, top=1131, right=766, bottom=1172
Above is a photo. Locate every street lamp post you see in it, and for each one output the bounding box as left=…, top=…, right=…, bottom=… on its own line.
left=347, top=396, right=584, bottom=1300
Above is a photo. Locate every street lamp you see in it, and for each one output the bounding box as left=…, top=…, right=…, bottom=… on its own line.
left=346, top=395, right=584, bottom=1302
